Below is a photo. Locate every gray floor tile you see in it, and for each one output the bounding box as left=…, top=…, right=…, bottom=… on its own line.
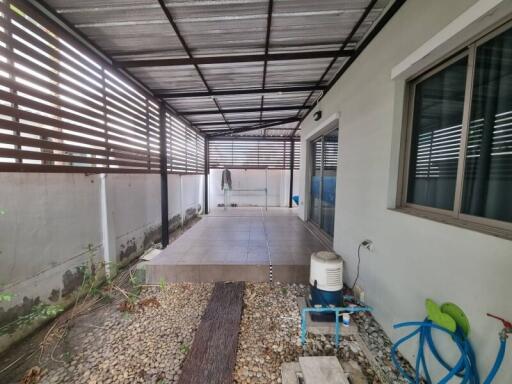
left=149, top=207, right=330, bottom=282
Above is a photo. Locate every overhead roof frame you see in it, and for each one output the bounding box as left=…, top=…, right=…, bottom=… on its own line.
left=115, top=50, right=354, bottom=68
left=208, top=117, right=299, bottom=137
left=196, top=118, right=296, bottom=127
left=155, top=0, right=232, bottom=131
left=34, top=0, right=407, bottom=139
left=181, top=105, right=308, bottom=116
left=260, top=0, right=273, bottom=136
left=154, top=86, right=325, bottom=99
left=290, top=0, right=380, bottom=136
left=28, top=0, right=202, bottom=135
left=290, top=0, right=408, bottom=136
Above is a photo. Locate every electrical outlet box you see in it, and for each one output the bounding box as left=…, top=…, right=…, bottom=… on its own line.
left=353, top=284, right=365, bottom=304
left=361, top=239, right=374, bottom=252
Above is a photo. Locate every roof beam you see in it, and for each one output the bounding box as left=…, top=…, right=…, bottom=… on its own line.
left=156, top=0, right=231, bottom=130
left=27, top=0, right=201, bottom=133
left=291, top=0, right=378, bottom=136
left=182, top=105, right=307, bottom=115
left=260, top=0, right=274, bottom=133
left=155, top=86, right=324, bottom=98
left=209, top=136, right=300, bottom=142
left=116, top=50, right=352, bottom=68
left=196, top=118, right=296, bottom=126
left=208, top=117, right=298, bottom=137
left=291, top=0, right=407, bottom=136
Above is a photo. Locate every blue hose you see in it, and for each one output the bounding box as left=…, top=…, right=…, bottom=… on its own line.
left=391, top=320, right=507, bottom=384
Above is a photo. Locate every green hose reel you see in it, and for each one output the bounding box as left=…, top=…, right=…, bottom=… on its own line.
left=426, top=299, right=470, bottom=338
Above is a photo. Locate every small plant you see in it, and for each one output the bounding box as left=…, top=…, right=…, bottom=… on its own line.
left=159, top=278, right=167, bottom=291
left=104, top=261, right=121, bottom=284
left=0, top=303, right=64, bottom=336
left=121, top=312, right=132, bottom=320
left=281, top=287, right=288, bottom=296
left=61, top=351, right=72, bottom=364
left=0, top=291, right=14, bottom=302
left=179, top=343, right=189, bottom=354
left=99, top=292, right=114, bottom=303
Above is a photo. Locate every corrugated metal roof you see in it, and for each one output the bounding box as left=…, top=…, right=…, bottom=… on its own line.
left=44, top=0, right=393, bottom=138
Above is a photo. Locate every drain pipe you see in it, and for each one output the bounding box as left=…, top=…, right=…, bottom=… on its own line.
left=180, top=175, right=184, bottom=227
left=289, top=139, right=295, bottom=208
left=159, top=102, right=169, bottom=248
left=99, top=174, right=115, bottom=277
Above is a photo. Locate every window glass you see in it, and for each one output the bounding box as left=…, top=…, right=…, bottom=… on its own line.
left=321, top=128, right=338, bottom=236
left=310, top=139, right=322, bottom=226
left=407, top=57, right=468, bottom=210
left=461, top=28, right=512, bottom=223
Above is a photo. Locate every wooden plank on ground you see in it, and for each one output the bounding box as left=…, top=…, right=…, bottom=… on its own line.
left=178, top=281, right=245, bottom=384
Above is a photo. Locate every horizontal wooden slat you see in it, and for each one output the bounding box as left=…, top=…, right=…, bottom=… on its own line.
left=11, top=51, right=102, bottom=102
left=4, top=84, right=103, bottom=132
left=209, top=140, right=300, bottom=170
left=0, top=162, right=159, bottom=174
left=0, top=103, right=155, bottom=153
left=0, top=132, right=156, bottom=163
left=106, top=107, right=146, bottom=133
left=0, top=148, right=148, bottom=168
left=9, top=9, right=103, bottom=81
left=0, top=118, right=158, bottom=161
left=0, top=102, right=104, bottom=138
left=10, top=33, right=102, bottom=90
left=0, top=2, right=195, bottom=174
left=0, top=78, right=104, bottom=121
left=106, top=97, right=147, bottom=124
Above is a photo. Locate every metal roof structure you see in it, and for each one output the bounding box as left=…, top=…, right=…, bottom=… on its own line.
left=38, top=0, right=401, bottom=139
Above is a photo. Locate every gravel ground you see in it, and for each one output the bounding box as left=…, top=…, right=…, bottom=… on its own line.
left=3, top=280, right=415, bottom=384
left=34, top=283, right=212, bottom=384
left=234, top=282, right=413, bottom=384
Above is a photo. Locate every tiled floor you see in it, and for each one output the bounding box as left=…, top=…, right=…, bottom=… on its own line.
left=146, top=207, right=331, bottom=283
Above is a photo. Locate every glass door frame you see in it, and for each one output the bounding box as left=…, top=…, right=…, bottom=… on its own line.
left=309, top=136, right=324, bottom=229
left=308, top=126, right=338, bottom=238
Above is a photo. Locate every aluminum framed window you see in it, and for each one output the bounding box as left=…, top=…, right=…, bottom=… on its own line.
left=399, top=20, right=512, bottom=236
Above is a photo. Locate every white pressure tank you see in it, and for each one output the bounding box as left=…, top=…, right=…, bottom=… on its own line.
left=309, top=251, right=343, bottom=307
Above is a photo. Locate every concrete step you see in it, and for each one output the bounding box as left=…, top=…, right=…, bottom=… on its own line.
left=281, top=357, right=350, bottom=384
left=144, top=263, right=309, bottom=283
left=145, top=263, right=271, bottom=283
left=300, top=356, right=349, bottom=384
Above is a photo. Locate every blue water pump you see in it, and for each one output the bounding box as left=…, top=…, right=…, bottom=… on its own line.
left=308, top=252, right=343, bottom=313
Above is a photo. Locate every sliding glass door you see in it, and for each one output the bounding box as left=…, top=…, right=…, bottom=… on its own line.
left=309, top=128, right=339, bottom=236
left=310, top=139, right=323, bottom=226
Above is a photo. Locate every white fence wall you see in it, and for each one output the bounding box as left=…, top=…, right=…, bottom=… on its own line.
left=0, top=172, right=203, bottom=352
left=209, top=169, right=299, bottom=208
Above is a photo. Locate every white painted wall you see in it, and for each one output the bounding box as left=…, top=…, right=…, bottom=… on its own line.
left=0, top=173, right=104, bottom=336
left=106, top=173, right=203, bottom=261
left=0, top=172, right=203, bottom=352
left=208, top=168, right=299, bottom=208
left=298, top=0, right=512, bottom=381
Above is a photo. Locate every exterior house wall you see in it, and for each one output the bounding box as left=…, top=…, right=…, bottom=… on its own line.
left=298, top=0, right=512, bottom=381
left=0, top=172, right=203, bottom=353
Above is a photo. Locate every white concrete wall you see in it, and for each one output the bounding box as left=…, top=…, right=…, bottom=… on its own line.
left=0, top=172, right=203, bottom=352
left=107, top=173, right=203, bottom=262
left=209, top=169, right=299, bottom=208
left=298, top=0, right=512, bottom=381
